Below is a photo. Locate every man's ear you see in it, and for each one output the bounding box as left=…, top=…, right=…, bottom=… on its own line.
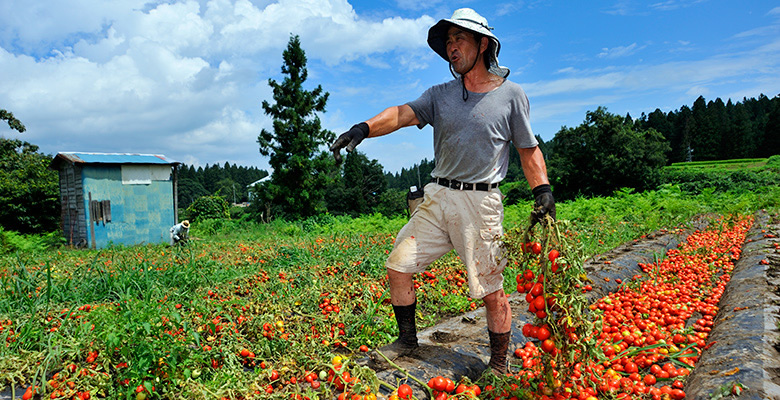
left=480, top=36, right=489, bottom=54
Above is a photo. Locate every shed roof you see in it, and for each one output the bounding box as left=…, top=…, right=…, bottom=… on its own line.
left=51, top=152, right=180, bottom=169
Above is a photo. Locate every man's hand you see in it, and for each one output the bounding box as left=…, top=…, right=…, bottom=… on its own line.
left=530, top=184, right=556, bottom=226
left=330, top=122, right=369, bottom=165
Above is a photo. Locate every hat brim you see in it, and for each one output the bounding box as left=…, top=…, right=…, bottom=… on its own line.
left=427, top=19, right=509, bottom=78
left=427, top=19, right=500, bottom=62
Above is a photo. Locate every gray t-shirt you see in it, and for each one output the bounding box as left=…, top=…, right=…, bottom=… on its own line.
left=406, top=79, right=537, bottom=184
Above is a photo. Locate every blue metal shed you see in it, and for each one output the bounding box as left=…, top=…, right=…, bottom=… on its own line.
left=50, top=152, right=181, bottom=248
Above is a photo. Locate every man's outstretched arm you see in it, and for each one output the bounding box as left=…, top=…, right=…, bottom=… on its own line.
left=330, top=105, right=419, bottom=163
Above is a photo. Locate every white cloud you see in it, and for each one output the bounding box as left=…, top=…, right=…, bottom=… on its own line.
left=603, top=1, right=635, bottom=16
left=528, top=38, right=780, bottom=98
left=0, top=0, right=436, bottom=168
left=531, top=94, right=622, bottom=121
left=598, top=43, right=644, bottom=59
left=686, top=85, right=709, bottom=97
left=555, top=67, right=578, bottom=74
left=521, top=38, right=780, bottom=132
left=495, top=1, right=526, bottom=17
left=163, top=106, right=269, bottom=169
left=649, top=0, right=707, bottom=12
left=394, top=0, right=445, bottom=11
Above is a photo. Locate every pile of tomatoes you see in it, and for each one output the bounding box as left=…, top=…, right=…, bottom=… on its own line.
left=388, top=376, right=482, bottom=400
left=496, top=215, right=754, bottom=400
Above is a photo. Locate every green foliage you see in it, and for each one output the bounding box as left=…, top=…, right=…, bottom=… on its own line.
left=659, top=158, right=780, bottom=195
left=766, top=155, right=780, bottom=169
left=0, top=228, right=63, bottom=255
left=257, top=34, right=334, bottom=220
left=669, top=158, right=767, bottom=168
left=549, top=107, right=671, bottom=200
left=177, top=177, right=209, bottom=207
left=327, top=151, right=388, bottom=216
left=177, top=164, right=267, bottom=208
left=0, top=139, right=60, bottom=233
left=1, top=109, right=26, bottom=133
left=214, top=178, right=241, bottom=204
left=500, top=181, right=533, bottom=206
left=373, top=188, right=407, bottom=217
left=185, top=195, right=230, bottom=222
left=637, top=94, right=780, bottom=163
left=385, top=158, right=435, bottom=190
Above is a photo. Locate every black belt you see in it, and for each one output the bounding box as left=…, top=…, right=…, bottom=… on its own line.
left=432, top=177, right=499, bottom=191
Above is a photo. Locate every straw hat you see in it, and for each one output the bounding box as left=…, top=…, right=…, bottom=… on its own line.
left=427, top=8, right=510, bottom=78
left=182, top=220, right=190, bottom=228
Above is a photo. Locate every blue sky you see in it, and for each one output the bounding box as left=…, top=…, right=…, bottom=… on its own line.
left=1, top=0, right=778, bottom=174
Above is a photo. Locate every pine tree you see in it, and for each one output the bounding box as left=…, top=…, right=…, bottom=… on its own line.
left=257, top=34, right=334, bottom=220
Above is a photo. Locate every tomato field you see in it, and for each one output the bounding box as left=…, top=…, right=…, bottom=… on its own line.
left=1, top=185, right=779, bottom=400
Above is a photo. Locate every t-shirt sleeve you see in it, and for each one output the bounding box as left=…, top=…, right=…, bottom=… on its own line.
left=511, top=89, right=538, bottom=148
left=405, top=87, right=435, bottom=129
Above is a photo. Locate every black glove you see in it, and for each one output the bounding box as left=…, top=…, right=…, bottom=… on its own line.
left=329, top=122, right=369, bottom=165
left=530, top=184, right=556, bottom=226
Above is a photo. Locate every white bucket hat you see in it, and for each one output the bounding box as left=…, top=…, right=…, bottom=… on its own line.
left=427, top=8, right=510, bottom=78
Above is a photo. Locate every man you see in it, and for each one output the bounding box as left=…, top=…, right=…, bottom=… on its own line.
left=170, top=220, right=190, bottom=245
left=330, top=8, right=555, bottom=374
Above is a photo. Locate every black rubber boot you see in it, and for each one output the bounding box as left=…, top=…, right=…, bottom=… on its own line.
left=371, top=302, right=419, bottom=365
left=488, top=330, right=511, bottom=375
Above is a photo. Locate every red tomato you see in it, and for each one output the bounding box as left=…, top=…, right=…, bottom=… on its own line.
left=536, top=326, right=551, bottom=341
left=548, top=249, right=559, bottom=262
left=531, top=242, right=542, bottom=255
left=522, top=323, right=533, bottom=337
left=532, top=296, right=546, bottom=311
left=530, top=283, right=544, bottom=297
left=397, top=384, right=413, bottom=399
left=445, top=378, right=455, bottom=393
left=428, top=376, right=447, bottom=392
left=541, top=339, right=555, bottom=353
left=624, top=362, right=638, bottom=374
left=22, top=387, right=35, bottom=400
left=524, top=269, right=534, bottom=281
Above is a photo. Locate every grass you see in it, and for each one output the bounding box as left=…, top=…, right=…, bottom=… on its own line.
left=0, top=184, right=778, bottom=399
left=667, top=158, right=768, bottom=170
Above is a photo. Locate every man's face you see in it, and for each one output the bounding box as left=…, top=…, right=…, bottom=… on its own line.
left=446, top=26, right=483, bottom=75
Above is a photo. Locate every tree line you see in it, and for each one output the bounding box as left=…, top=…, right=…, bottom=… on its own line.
left=637, top=94, right=780, bottom=163
left=177, top=163, right=268, bottom=207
